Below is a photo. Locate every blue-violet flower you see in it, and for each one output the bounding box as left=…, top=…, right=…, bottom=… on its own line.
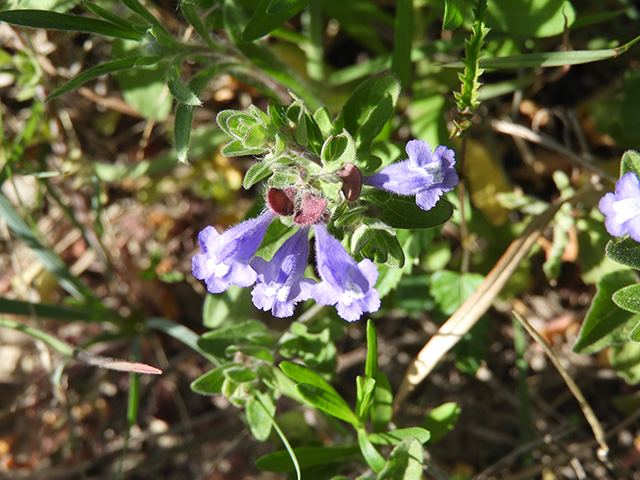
left=250, top=227, right=315, bottom=318
left=363, top=139, right=458, bottom=211
left=192, top=211, right=274, bottom=293
left=599, top=172, right=640, bottom=242
left=312, top=224, right=380, bottom=322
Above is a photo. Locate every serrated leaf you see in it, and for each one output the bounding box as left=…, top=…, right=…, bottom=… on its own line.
left=336, top=72, right=401, bottom=152
left=620, top=149, right=640, bottom=177
left=614, top=284, right=640, bottom=315
left=297, top=384, right=359, bottom=426
left=430, top=270, right=484, bottom=316
left=364, top=189, right=453, bottom=229
left=606, top=237, right=640, bottom=270
left=573, top=270, right=640, bottom=354
left=246, top=393, right=275, bottom=441
left=190, top=368, right=225, bottom=395
left=0, top=9, right=144, bottom=40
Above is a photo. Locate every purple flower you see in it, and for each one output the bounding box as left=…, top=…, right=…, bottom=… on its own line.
left=363, top=139, right=458, bottom=211
left=250, top=227, right=316, bottom=318
left=599, top=172, right=640, bottom=242
left=312, top=224, right=380, bottom=322
left=192, top=211, right=274, bottom=293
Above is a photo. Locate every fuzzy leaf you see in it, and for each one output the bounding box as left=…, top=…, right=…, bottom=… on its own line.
left=606, top=237, right=640, bottom=270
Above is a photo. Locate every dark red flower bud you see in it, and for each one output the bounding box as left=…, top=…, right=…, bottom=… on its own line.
left=337, top=162, right=362, bottom=201
left=293, top=193, right=328, bottom=226
left=266, top=187, right=296, bottom=216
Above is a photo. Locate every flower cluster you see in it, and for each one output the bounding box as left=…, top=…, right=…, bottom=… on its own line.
left=599, top=172, right=640, bottom=242
left=193, top=139, right=457, bottom=322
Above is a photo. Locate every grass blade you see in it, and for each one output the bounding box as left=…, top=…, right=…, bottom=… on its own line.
left=0, top=192, right=95, bottom=301
left=0, top=9, right=143, bottom=41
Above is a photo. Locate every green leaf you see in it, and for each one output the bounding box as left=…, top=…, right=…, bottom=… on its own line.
left=421, top=402, right=461, bottom=444
left=256, top=445, right=359, bottom=472
left=365, top=319, right=378, bottom=380
left=620, top=149, right=640, bottom=177
left=191, top=368, right=225, bottom=395
left=320, top=131, right=357, bottom=168
left=121, top=0, right=172, bottom=40
left=614, top=284, right=640, bottom=315
left=487, top=0, right=575, bottom=38
left=336, top=72, right=401, bottom=152
left=246, top=392, right=275, bottom=441
left=610, top=341, right=640, bottom=384
left=180, top=1, right=223, bottom=51
left=167, top=66, right=202, bottom=106
left=391, top=0, right=413, bottom=87
left=430, top=270, right=484, bottom=316
left=364, top=189, right=454, bottom=230
left=223, top=364, right=257, bottom=383
left=45, top=56, right=161, bottom=101
left=573, top=270, right=640, bottom=354
left=606, top=237, right=640, bottom=270
left=443, top=0, right=464, bottom=30
left=244, top=160, right=275, bottom=189
left=0, top=9, right=144, bottom=40
left=376, top=439, right=423, bottom=480
left=243, top=0, right=311, bottom=40
left=224, top=0, right=320, bottom=109
left=221, top=139, right=268, bottom=157
left=313, top=107, right=335, bottom=138
left=371, top=372, right=393, bottom=432
left=297, top=384, right=359, bottom=426
left=0, top=297, right=103, bottom=322
left=198, top=320, right=269, bottom=358
left=280, top=360, right=337, bottom=394
left=369, top=427, right=430, bottom=446
left=82, top=1, right=147, bottom=35
left=113, top=61, right=172, bottom=121
left=357, top=429, right=385, bottom=473
left=355, top=225, right=406, bottom=268
left=267, top=0, right=309, bottom=14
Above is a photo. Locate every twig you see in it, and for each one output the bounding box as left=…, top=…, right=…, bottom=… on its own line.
left=491, top=119, right=616, bottom=183
left=512, top=311, right=609, bottom=460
